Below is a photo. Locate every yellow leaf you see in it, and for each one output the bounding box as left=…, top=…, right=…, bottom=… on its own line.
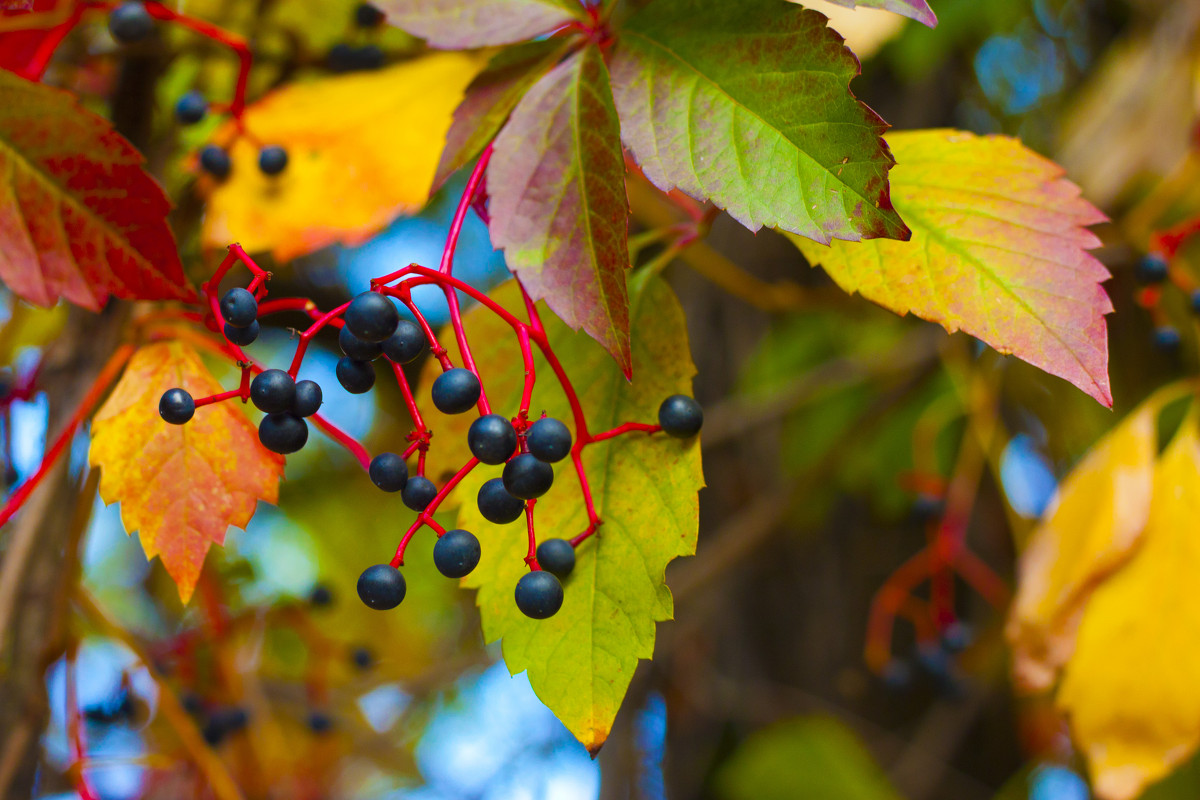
left=201, top=54, right=481, bottom=262
left=89, top=342, right=284, bottom=602
left=1057, top=416, right=1200, bottom=800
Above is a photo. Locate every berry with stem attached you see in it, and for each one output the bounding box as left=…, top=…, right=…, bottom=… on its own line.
left=526, top=417, right=572, bottom=463
left=259, top=413, right=308, bottom=454
left=199, top=145, right=232, bottom=179
left=224, top=321, right=259, bottom=346
left=357, top=564, right=406, bottom=610
left=477, top=478, right=524, bottom=524
left=536, top=538, right=575, bottom=579
left=382, top=320, right=426, bottom=364
left=339, top=326, right=381, bottom=361
left=402, top=476, right=437, bottom=511
left=433, top=529, right=481, bottom=578
left=369, top=452, right=408, bottom=493
left=345, top=292, right=399, bottom=343
left=292, top=380, right=323, bottom=417
left=250, top=369, right=296, bottom=414
left=468, top=414, right=517, bottom=465
left=502, top=454, right=553, bottom=500
left=220, top=287, right=258, bottom=328
left=515, top=571, right=563, bottom=619
left=109, top=1, right=154, bottom=43
left=658, top=395, right=703, bottom=438
left=159, top=389, right=195, bottom=425
left=431, top=368, right=480, bottom=414
left=175, top=91, right=207, bottom=125
left=258, top=145, right=289, bottom=176
left=336, top=358, right=375, bottom=394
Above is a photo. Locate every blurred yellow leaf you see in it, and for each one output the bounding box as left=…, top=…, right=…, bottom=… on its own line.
left=793, top=1, right=908, bottom=58
left=201, top=53, right=481, bottom=262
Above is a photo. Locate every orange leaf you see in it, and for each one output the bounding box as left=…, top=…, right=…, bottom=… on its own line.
left=89, top=342, right=283, bottom=602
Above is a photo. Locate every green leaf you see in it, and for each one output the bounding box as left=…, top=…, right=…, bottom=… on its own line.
left=489, top=44, right=632, bottom=375
left=434, top=39, right=572, bottom=191
left=609, top=0, right=909, bottom=244
left=375, top=0, right=585, bottom=48
left=715, top=716, right=904, bottom=800
left=822, top=0, right=937, bottom=26
left=427, top=273, right=702, bottom=753
left=789, top=129, right=1113, bottom=407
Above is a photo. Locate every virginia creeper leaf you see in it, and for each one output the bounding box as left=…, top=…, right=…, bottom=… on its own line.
left=489, top=44, right=632, bottom=375
left=202, top=53, right=480, bottom=262
left=0, top=69, right=192, bottom=309
left=89, top=342, right=284, bottom=603
left=420, top=272, right=702, bottom=752
left=791, top=129, right=1113, bottom=406
left=374, top=0, right=585, bottom=48
left=434, top=38, right=572, bottom=192
left=819, top=0, right=937, bottom=27
left=609, top=0, right=909, bottom=244
left=1057, top=416, right=1200, bottom=800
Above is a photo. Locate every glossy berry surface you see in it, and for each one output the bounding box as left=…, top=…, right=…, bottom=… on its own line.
left=250, top=369, right=295, bottom=413
left=339, top=325, right=381, bottom=361
left=224, top=321, right=259, bottom=346
left=526, top=417, right=572, bottom=463
left=477, top=478, right=524, bottom=524
left=536, top=538, right=575, bottom=579
left=258, top=413, right=308, bottom=454
left=355, top=2, right=385, bottom=27
left=502, top=454, right=554, bottom=500
left=159, top=388, right=194, bottom=425
left=336, top=357, right=376, bottom=394
left=356, top=564, right=406, bottom=610
left=109, top=2, right=154, bottom=43
left=345, top=292, right=399, bottom=343
left=382, top=319, right=426, bottom=364
left=1136, top=254, right=1169, bottom=285
left=369, top=452, right=408, bottom=493
left=1154, top=326, right=1182, bottom=353
left=433, top=529, right=481, bottom=578
left=258, top=145, right=289, bottom=176
left=431, top=368, right=481, bottom=414
left=515, top=571, right=563, bottom=619
left=175, top=91, right=207, bottom=125
left=199, top=145, right=232, bottom=179
left=292, top=380, right=323, bottom=417
left=658, top=395, right=703, bottom=438
left=467, top=414, right=517, bottom=465
left=220, top=287, right=258, bottom=328
left=402, top=476, right=438, bottom=511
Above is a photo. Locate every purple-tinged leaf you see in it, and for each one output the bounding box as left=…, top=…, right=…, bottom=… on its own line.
left=375, top=0, right=585, bottom=48
left=820, top=0, right=937, bottom=27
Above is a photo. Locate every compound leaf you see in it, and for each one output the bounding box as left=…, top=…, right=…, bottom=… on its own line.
left=791, top=129, right=1113, bottom=406
left=375, top=0, right=585, bottom=48
left=819, top=0, right=937, bottom=26
left=89, top=342, right=284, bottom=603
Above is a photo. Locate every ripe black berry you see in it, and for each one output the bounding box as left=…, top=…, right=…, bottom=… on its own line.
left=109, top=1, right=154, bottom=43
left=339, top=325, right=382, bottom=361
left=526, top=417, right=572, bottom=463
left=658, top=395, right=703, bottom=438
left=258, top=145, right=289, bottom=176
left=307, top=711, right=334, bottom=734
left=199, top=145, right=232, bottom=179
left=258, top=413, right=308, bottom=454
left=357, top=564, right=406, bottom=610
left=515, top=571, right=563, bottom=619
left=355, top=44, right=385, bottom=69
left=203, top=707, right=249, bottom=746
left=536, top=538, right=575, bottom=579
left=220, top=287, right=258, bottom=328
left=292, top=380, right=323, bottom=417
left=336, top=357, right=376, bottom=394
left=477, top=478, right=524, bottom=524
left=354, top=2, right=385, bottom=27
left=1136, top=254, right=1169, bottom=285
left=502, top=454, right=553, bottom=500
left=369, top=452, right=408, bottom=492
left=309, top=584, right=333, bottom=606
left=431, top=368, right=480, bottom=414
left=159, top=388, right=194, bottom=425
left=175, top=91, right=207, bottom=125
left=351, top=646, right=375, bottom=670
left=433, top=529, right=481, bottom=578
left=1154, top=326, right=1182, bottom=354
left=402, top=476, right=438, bottom=511
left=251, top=369, right=296, bottom=413
left=467, top=414, right=517, bottom=465
left=382, top=319, right=426, bottom=364
left=327, top=43, right=357, bottom=72
left=345, top=292, right=399, bottom=343
left=224, top=321, right=259, bottom=346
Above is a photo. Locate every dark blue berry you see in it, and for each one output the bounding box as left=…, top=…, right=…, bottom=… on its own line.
left=357, top=564, right=406, bottom=610
left=203, top=707, right=249, bottom=746
left=369, top=452, right=408, bottom=492
left=251, top=369, right=296, bottom=414
left=941, top=622, right=973, bottom=653
left=309, top=584, right=333, bottom=606
left=292, top=380, right=323, bottom=417
left=345, top=292, right=399, bottom=343
left=431, top=368, right=480, bottom=414
left=220, top=287, right=258, bottom=328
left=199, top=145, right=232, bottom=179
left=477, top=478, right=524, bottom=524
left=402, top=476, right=437, bottom=511
left=354, top=44, right=384, bottom=70
left=159, top=388, right=194, bottom=425
left=224, top=321, right=259, bottom=346
left=515, top=571, right=563, bottom=619
left=258, top=413, right=308, bottom=454
left=536, top=538, right=575, bottom=579
left=526, top=417, right=571, bottom=463
left=1135, top=254, right=1169, bottom=285
left=658, top=395, right=703, bottom=438
left=327, top=43, right=357, bottom=73
left=382, top=319, right=426, bottom=364
left=1154, top=326, right=1182, bottom=353
left=502, top=453, right=553, bottom=500
left=307, top=711, right=334, bottom=734
left=339, top=325, right=382, bottom=361
left=433, top=529, right=481, bottom=578
left=468, top=414, right=517, bottom=465
left=351, top=646, right=374, bottom=670
left=258, top=145, right=288, bottom=176
left=336, top=357, right=375, bottom=394
left=175, top=91, right=207, bottom=125
left=109, top=1, right=153, bottom=43
left=354, top=2, right=385, bottom=27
